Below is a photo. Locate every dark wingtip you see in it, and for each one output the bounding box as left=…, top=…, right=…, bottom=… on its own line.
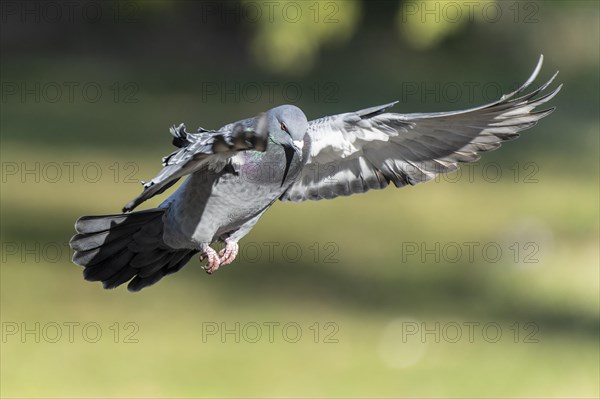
left=357, top=101, right=399, bottom=119
left=170, top=123, right=189, bottom=148
left=122, top=202, right=135, bottom=213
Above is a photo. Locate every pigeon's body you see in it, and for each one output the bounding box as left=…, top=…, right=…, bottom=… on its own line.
left=160, top=136, right=303, bottom=250
left=70, top=56, right=561, bottom=291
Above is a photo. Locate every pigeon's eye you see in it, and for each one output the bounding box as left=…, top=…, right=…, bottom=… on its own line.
left=280, top=122, right=289, bottom=133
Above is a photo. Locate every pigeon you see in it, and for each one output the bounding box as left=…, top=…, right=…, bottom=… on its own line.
left=70, top=55, right=561, bottom=292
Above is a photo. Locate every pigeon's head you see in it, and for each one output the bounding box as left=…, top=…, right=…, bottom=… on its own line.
left=266, top=105, right=308, bottom=149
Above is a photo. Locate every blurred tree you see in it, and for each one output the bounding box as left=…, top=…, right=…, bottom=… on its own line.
left=395, top=0, right=496, bottom=50
left=244, top=0, right=361, bottom=75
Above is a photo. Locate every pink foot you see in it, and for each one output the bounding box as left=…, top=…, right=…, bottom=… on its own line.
left=200, top=246, right=221, bottom=274
left=218, top=241, right=239, bottom=266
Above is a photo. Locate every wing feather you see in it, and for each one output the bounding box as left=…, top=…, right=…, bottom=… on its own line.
left=123, top=114, right=268, bottom=212
left=281, top=55, right=561, bottom=202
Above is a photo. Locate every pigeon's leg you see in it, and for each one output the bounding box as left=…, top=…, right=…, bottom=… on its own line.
left=209, top=209, right=268, bottom=272
left=218, top=240, right=239, bottom=266
left=200, top=246, right=221, bottom=274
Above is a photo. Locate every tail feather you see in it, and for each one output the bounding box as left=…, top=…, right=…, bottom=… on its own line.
left=164, top=251, right=198, bottom=276
left=75, top=209, right=162, bottom=234
left=83, top=249, right=134, bottom=282
left=70, top=227, right=138, bottom=252
left=72, top=237, right=131, bottom=266
left=130, top=248, right=169, bottom=268
left=128, top=250, right=198, bottom=292
left=70, top=208, right=198, bottom=291
left=164, top=250, right=194, bottom=273
left=103, top=266, right=138, bottom=290
left=137, top=252, right=177, bottom=278
left=127, top=271, right=165, bottom=292
left=129, top=228, right=165, bottom=251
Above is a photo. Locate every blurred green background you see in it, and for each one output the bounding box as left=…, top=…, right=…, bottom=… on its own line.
left=1, top=1, right=598, bottom=398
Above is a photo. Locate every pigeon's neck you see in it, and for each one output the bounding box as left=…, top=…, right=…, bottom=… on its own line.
left=268, top=130, right=293, bottom=146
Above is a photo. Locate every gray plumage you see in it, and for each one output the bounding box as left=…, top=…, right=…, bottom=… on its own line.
left=123, top=114, right=269, bottom=212
left=282, top=56, right=561, bottom=201
left=70, top=55, right=561, bottom=291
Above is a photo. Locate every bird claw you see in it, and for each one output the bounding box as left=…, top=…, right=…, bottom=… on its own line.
left=200, top=246, right=221, bottom=274
left=201, top=242, right=239, bottom=274
left=218, top=242, right=239, bottom=267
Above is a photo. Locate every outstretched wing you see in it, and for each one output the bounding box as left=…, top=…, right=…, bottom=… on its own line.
left=123, top=114, right=268, bottom=212
left=281, top=55, right=561, bottom=202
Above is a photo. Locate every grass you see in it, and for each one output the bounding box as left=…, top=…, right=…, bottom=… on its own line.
left=1, top=142, right=598, bottom=398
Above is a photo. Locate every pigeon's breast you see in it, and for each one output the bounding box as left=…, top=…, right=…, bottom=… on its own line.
left=209, top=146, right=303, bottom=231
left=161, top=145, right=302, bottom=248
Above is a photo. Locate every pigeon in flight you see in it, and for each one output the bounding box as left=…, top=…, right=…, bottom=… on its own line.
left=70, top=55, right=561, bottom=292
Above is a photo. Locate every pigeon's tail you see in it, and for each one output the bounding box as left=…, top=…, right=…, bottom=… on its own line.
left=69, top=209, right=198, bottom=292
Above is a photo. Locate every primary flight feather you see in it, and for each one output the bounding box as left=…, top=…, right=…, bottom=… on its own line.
left=70, top=55, right=561, bottom=291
